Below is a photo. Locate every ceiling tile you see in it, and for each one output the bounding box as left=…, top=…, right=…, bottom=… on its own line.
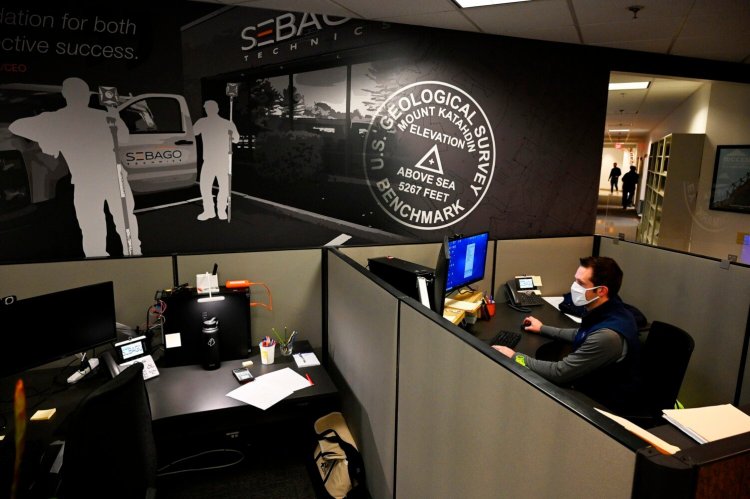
left=572, top=0, right=693, bottom=25
left=378, top=11, right=479, bottom=32
left=333, top=0, right=457, bottom=19
left=462, top=0, right=574, bottom=32
left=234, top=0, right=358, bottom=17
left=580, top=17, right=683, bottom=44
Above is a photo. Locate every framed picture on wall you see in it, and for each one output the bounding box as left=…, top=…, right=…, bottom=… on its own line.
left=709, top=145, right=750, bottom=213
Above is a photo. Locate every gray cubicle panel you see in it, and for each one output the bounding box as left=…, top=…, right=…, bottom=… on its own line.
left=341, top=242, right=493, bottom=297
left=396, top=304, right=637, bottom=499
left=177, top=250, right=323, bottom=348
left=494, top=236, right=595, bottom=296
left=599, top=238, right=750, bottom=407
left=327, top=250, right=398, bottom=499
left=0, top=256, right=173, bottom=329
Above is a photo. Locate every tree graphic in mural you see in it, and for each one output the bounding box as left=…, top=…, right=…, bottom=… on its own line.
left=360, top=59, right=411, bottom=114
left=234, top=79, right=283, bottom=134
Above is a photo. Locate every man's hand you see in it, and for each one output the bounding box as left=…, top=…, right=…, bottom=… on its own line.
left=523, top=316, right=543, bottom=333
left=492, top=345, right=515, bottom=358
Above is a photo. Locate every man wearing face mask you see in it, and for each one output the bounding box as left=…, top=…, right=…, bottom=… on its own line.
left=493, top=256, right=640, bottom=412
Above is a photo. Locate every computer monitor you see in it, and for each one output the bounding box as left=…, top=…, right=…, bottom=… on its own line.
left=431, top=237, right=450, bottom=317
left=444, top=232, right=490, bottom=294
left=0, top=282, right=117, bottom=378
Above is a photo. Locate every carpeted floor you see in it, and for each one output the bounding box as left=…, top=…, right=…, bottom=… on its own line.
left=157, top=444, right=320, bottom=499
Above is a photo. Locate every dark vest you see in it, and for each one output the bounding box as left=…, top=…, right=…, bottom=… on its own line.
left=570, top=297, right=641, bottom=412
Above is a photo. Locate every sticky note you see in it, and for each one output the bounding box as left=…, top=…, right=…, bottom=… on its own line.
left=31, top=408, right=57, bottom=421
left=165, top=333, right=182, bottom=348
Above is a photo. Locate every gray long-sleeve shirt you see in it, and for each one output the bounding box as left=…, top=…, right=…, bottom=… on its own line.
left=515, top=325, right=627, bottom=385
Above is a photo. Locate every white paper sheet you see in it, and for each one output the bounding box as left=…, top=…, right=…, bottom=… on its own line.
left=225, top=367, right=310, bottom=410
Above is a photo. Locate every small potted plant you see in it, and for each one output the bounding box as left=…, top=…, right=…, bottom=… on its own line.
left=272, top=326, right=298, bottom=356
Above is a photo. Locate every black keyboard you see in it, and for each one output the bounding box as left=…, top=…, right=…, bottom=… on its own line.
left=515, top=292, right=545, bottom=306
left=490, top=329, right=522, bottom=349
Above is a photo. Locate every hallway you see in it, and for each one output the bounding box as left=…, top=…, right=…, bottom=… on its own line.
left=595, top=188, right=640, bottom=241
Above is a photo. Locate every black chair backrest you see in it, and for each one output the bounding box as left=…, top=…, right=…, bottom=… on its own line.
left=640, top=321, right=695, bottom=414
left=61, top=363, right=157, bottom=499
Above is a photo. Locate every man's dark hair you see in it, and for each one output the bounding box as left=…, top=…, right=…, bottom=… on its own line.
left=579, top=256, right=623, bottom=296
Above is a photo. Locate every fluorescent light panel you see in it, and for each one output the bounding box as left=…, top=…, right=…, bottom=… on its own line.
left=609, top=81, right=650, bottom=90
left=609, top=129, right=630, bottom=132
left=454, top=0, right=532, bottom=7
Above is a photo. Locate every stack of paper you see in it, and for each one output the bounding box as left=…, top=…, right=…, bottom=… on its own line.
left=226, top=367, right=311, bottom=410
left=663, top=404, right=750, bottom=444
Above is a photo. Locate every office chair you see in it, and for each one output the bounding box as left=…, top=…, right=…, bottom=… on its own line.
left=59, top=363, right=157, bottom=499
left=629, top=321, right=695, bottom=427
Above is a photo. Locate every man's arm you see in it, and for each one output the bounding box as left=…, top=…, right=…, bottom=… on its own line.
left=518, top=329, right=624, bottom=384
left=539, top=325, right=577, bottom=342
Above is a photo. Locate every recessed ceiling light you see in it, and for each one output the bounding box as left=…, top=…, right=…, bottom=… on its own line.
left=609, top=129, right=631, bottom=132
left=608, top=82, right=650, bottom=90
left=453, top=0, right=532, bottom=7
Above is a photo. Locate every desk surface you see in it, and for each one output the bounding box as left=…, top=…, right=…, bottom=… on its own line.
left=149, top=341, right=337, bottom=421
left=464, top=297, right=580, bottom=357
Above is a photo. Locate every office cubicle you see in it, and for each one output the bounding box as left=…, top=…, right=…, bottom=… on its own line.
left=598, top=237, right=750, bottom=407
left=0, top=249, right=325, bottom=350
left=327, top=247, right=642, bottom=499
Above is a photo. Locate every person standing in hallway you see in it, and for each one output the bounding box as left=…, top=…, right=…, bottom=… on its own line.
left=621, top=165, right=639, bottom=209
left=608, top=162, right=622, bottom=194
left=194, top=100, right=239, bottom=221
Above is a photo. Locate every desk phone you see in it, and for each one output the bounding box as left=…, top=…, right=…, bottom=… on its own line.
left=106, top=335, right=160, bottom=380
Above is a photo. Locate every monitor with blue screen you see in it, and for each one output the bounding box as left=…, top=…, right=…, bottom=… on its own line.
left=444, top=232, right=489, bottom=294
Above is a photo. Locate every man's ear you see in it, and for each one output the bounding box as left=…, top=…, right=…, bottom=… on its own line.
left=597, top=285, right=609, bottom=297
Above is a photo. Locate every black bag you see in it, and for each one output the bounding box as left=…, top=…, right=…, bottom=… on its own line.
left=313, top=412, right=366, bottom=498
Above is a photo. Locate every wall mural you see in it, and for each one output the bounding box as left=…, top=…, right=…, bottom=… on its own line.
left=0, top=3, right=608, bottom=263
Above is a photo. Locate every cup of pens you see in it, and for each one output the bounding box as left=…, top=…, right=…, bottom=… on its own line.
left=272, top=327, right=298, bottom=357
left=259, top=337, right=275, bottom=365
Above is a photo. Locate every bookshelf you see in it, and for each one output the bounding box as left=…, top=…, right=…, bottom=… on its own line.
left=636, top=133, right=705, bottom=250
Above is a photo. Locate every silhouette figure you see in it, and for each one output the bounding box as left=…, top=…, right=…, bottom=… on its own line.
left=608, top=162, right=622, bottom=194
left=194, top=100, right=239, bottom=221
left=621, top=165, right=639, bottom=209
left=9, top=77, right=141, bottom=257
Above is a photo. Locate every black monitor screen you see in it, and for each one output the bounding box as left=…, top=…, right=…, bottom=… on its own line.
left=444, top=232, right=489, bottom=294
left=0, top=282, right=117, bottom=378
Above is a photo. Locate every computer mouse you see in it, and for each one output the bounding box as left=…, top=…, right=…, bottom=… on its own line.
left=522, top=319, right=532, bottom=328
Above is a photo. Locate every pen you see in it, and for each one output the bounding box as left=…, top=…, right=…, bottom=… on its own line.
left=299, top=353, right=305, bottom=365
left=305, top=373, right=314, bottom=385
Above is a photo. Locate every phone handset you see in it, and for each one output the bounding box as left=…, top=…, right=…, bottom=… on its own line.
left=505, top=279, right=522, bottom=306
left=102, top=350, right=121, bottom=378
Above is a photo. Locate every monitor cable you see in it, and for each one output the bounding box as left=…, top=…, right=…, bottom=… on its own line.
left=157, top=448, right=245, bottom=477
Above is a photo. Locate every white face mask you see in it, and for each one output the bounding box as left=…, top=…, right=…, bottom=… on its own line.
left=570, top=281, right=600, bottom=307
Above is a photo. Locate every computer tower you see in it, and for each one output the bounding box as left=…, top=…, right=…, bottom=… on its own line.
left=159, top=288, right=250, bottom=367
left=368, top=257, right=436, bottom=304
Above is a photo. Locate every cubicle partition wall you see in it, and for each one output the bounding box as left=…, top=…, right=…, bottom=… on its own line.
left=326, top=247, right=643, bottom=499
left=326, top=251, right=399, bottom=499
left=0, top=256, right=173, bottom=328
left=494, top=236, right=595, bottom=296
left=598, top=237, right=750, bottom=407
left=176, top=249, right=323, bottom=348
left=397, top=304, right=637, bottom=499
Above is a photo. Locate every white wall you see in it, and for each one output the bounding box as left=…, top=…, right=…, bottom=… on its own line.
left=646, top=81, right=750, bottom=263
left=689, top=81, right=750, bottom=262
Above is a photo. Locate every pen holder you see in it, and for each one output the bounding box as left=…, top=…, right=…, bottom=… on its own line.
left=485, top=302, right=496, bottom=318
left=259, top=342, right=275, bottom=364
left=279, top=342, right=293, bottom=356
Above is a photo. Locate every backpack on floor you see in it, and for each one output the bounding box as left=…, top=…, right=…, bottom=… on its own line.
left=313, top=412, right=366, bottom=498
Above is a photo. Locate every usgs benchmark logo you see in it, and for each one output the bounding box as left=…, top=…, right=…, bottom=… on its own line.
left=364, top=81, right=495, bottom=230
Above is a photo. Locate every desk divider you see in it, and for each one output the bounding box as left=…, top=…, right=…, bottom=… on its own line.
left=327, top=247, right=641, bottom=499
left=0, top=256, right=173, bottom=328
left=598, top=237, right=750, bottom=407
left=397, top=303, right=636, bottom=499
left=176, top=250, right=323, bottom=349
left=327, top=250, right=399, bottom=499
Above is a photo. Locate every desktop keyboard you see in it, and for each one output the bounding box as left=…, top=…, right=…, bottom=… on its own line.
left=490, top=330, right=522, bottom=349
left=515, top=292, right=545, bottom=306
left=120, top=354, right=160, bottom=380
